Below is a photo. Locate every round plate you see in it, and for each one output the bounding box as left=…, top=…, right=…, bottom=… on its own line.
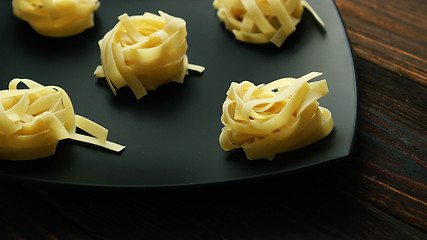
left=0, top=0, right=357, bottom=188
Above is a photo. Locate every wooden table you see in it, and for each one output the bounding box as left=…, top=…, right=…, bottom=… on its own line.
left=1, top=0, right=426, bottom=239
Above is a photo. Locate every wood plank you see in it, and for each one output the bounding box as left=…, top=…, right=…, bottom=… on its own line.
left=0, top=182, right=92, bottom=240
left=0, top=1, right=425, bottom=239
left=334, top=0, right=427, bottom=86
left=335, top=58, right=427, bottom=233
left=27, top=166, right=427, bottom=240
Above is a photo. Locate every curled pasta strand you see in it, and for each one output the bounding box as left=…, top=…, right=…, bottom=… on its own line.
left=94, top=11, right=205, bottom=99
left=213, top=0, right=324, bottom=47
left=12, top=0, right=100, bottom=37
left=0, top=79, right=125, bottom=160
left=219, top=72, right=334, bottom=160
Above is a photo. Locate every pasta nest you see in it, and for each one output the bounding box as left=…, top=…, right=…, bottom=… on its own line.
left=213, top=0, right=324, bottom=47
left=0, top=79, right=124, bottom=160
left=94, top=11, right=205, bottom=99
left=219, top=72, right=334, bottom=160
left=12, top=0, right=100, bottom=37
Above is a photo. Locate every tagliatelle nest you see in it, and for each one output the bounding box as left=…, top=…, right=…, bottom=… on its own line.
left=219, top=72, right=334, bottom=160
left=213, top=0, right=324, bottom=47
left=12, top=0, right=100, bottom=37
left=0, top=79, right=125, bottom=160
left=94, top=11, right=205, bottom=99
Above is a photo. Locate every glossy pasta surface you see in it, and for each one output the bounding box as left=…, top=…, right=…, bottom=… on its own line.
left=12, top=0, right=100, bottom=37
left=0, top=79, right=124, bottom=160
left=220, top=72, right=334, bottom=160
left=213, top=0, right=324, bottom=47
left=94, top=11, right=204, bottom=99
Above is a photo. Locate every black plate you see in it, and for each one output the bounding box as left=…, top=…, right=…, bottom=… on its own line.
left=0, top=0, right=357, bottom=188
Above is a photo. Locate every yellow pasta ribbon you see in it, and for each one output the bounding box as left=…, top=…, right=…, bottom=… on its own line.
left=219, top=72, right=334, bottom=160
left=0, top=79, right=125, bottom=160
left=12, top=0, right=100, bottom=37
left=94, top=11, right=205, bottom=99
left=213, top=0, right=324, bottom=47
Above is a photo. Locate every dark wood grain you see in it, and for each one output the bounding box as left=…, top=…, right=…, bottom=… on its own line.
left=337, top=58, right=427, bottom=232
left=335, top=0, right=427, bottom=86
left=0, top=182, right=91, bottom=239
left=0, top=0, right=426, bottom=239
left=333, top=0, right=427, bottom=233
left=19, top=171, right=427, bottom=240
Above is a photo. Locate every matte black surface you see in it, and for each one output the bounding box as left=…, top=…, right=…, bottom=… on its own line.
left=0, top=0, right=357, bottom=188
